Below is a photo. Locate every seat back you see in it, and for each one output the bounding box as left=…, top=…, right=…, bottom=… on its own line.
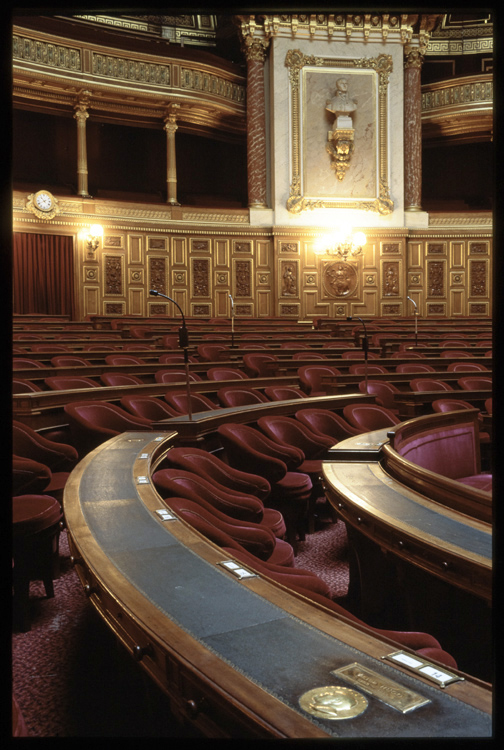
left=164, top=391, right=217, bottom=415
left=358, top=380, right=400, bottom=410
left=441, top=340, right=469, bottom=347
left=13, top=358, right=45, bottom=370
left=13, top=379, right=43, bottom=393
left=431, top=398, right=476, bottom=414
left=100, top=373, right=144, bottom=386
left=50, top=356, right=93, bottom=367
left=297, top=365, right=341, bottom=395
left=295, top=409, right=361, bottom=441
left=409, top=378, right=454, bottom=392
left=440, top=350, right=473, bottom=358
left=120, top=396, right=179, bottom=421
left=264, top=385, right=306, bottom=401
left=446, top=362, right=489, bottom=372
left=64, top=401, right=152, bottom=452
left=343, top=403, right=400, bottom=431
left=104, top=354, right=146, bottom=366
left=341, top=350, right=379, bottom=359
left=457, top=376, right=492, bottom=391
left=349, top=364, right=389, bottom=375
left=164, top=446, right=271, bottom=501
left=45, top=376, right=100, bottom=390
left=258, top=415, right=334, bottom=458
left=31, top=344, right=70, bottom=352
left=242, top=353, right=279, bottom=378
left=217, top=387, right=269, bottom=408
left=291, top=351, right=328, bottom=360
left=12, top=420, right=78, bottom=467
left=196, top=343, right=231, bottom=362
left=154, top=370, right=202, bottom=384
left=206, top=367, right=249, bottom=381
left=395, top=363, right=435, bottom=374
left=217, top=423, right=293, bottom=480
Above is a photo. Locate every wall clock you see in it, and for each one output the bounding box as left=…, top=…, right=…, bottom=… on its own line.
left=26, top=190, right=60, bottom=220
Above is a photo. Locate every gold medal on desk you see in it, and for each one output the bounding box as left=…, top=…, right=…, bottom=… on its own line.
left=299, top=685, right=368, bottom=720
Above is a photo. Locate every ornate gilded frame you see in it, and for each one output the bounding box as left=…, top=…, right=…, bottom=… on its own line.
left=285, top=50, right=394, bottom=216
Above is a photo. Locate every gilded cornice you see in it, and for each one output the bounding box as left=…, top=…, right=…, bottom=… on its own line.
left=12, top=25, right=246, bottom=135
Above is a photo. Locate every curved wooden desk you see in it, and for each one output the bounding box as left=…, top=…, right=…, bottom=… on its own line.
left=63, top=427, right=492, bottom=738
left=322, top=416, right=492, bottom=682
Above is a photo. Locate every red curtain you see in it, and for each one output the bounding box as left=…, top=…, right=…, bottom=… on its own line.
left=13, top=233, right=76, bottom=318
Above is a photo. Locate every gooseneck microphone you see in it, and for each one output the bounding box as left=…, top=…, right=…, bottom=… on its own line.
left=149, top=290, right=192, bottom=420
left=347, top=316, right=369, bottom=393
left=229, top=293, right=235, bottom=347
left=407, top=296, right=418, bottom=345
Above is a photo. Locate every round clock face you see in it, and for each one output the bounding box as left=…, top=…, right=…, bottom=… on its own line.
left=35, top=191, right=53, bottom=211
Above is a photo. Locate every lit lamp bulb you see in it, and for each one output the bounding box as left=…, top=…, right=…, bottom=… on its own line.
left=86, top=224, right=104, bottom=251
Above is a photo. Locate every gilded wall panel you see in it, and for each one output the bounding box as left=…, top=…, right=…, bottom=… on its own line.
left=172, top=237, right=187, bottom=264
left=104, top=254, right=124, bottom=295
left=83, top=286, right=100, bottom=316
left=233, top=240, right=252, bottom=254
left=382, top=260, right=401, bottom=297
left=427, top=302, right=446, bottom=316
left=407, top=241, right=423, bottom=268
left=469, top=241, right=489, bottom=255
left=104, top=301, right=125, bottom=315
left=83, top=265, right=99, bottom=283
left=192, top=303, right=211, bottom=316
left=103, top=234, right=124, bottom=250
left=234, top=259, right=252, bottom=298
left=469, top=259, right=488, bottom=297
left=216, top=290, right=232, bottom=316
left=129, top=268, right=144, bottom=285
left=148, top=302, right=168, bottom=316
left=450, top=289, right=465, bottom=315
left=450, top=241, right=464, bottom=268
left=149, top=256, right=166, bottom=293
left=427, top=259, right=446, bottom=298
left=257, top=290, right=272, bottom=317
left=408, top=271, right=423, bottom=289
left=215, top=239, right=229, bottom=266
left=279, top=260, right=299, bottom=297
left=148, top=237, right=167, bottom=253
left=279, top=302, right=299, bottom=316
left=128, top=288, right=145, bottom=316
left=172, top=269, right=187, bottom=287
left=215, top=270, right=229, bottom=287
left=469, top=302, right=489, bottom=315
left=128, top=235, right=143, bottom=263
left=257, top=240, right=272, bottom=267
left=191, top=238, right=211, bottom=253
left=450, top=270, right=465, bottom=287
left=349, top=290, right=378, bottom=317
left=192, top=258, right=211, bottom=297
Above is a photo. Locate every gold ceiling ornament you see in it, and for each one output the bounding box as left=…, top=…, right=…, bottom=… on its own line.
left=25, top=190, right=60, bottom=220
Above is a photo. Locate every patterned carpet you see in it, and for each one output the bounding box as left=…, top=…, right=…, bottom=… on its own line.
left=12, top=517, right=349, bottom=737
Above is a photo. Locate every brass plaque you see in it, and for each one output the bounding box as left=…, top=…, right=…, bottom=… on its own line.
left=299, top=685, right=368, bottom=720
left=331, top=663, right=431, bottom=713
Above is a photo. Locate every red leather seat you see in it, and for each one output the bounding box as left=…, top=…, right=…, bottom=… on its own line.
left=207, top=367, right=249, bottom=381
left=45, top=376, right=100, bottom=390
left=153, top=468, right=286, bottom=543
left=243, top=352, right=280, bottom=378
left=409, top=378, right=454, bottom=392
left=64, top=401, right=152, bottom=454
left=343, top=403, right=400, bottom=432
left=166, top=496, right=293, bottom=566
left=50, top=355, right=93, bottom=367
left=164, top=446, right=271, bottom=503
left=104, top=354, right=146, bottom=366
left=440, top=350, right=473, bottom=359
left=264, top=385, right=307, bottom=400
left=100, top=372, right=145, bottom=386
left=154, top=370, right=202, bottom=384
left=217, top=386, right=269, bottom=408
left=13, top=456, right=53, bottom=497
left=196, top=343, right=231, bottom=362
left=395, top=363, right=435, bottom=374
left=295, top=408, right=361, bottom=441
left=349, top=364, right=389, bottom=375
left=31, top=344, right=70, bottom=352
left=457, top=375, right=492, bottom=391
left=13, top=358, right=45, bottom=370
left=358, top=380, right=401, bottom=414
left=341, top=350, right=379, bottom=359
left=159, top=353, right=198, bottom=364
left=217, top=423, right=312, bottom=546
left=120, top=395, right=180, bottom=422
left=13, top=379, right=43, bottom=393
left=297, top=364, right=342, bottom=396
left=285, top=584, right=458, bottom=669
left=291, top=351, right=328, bottom=360
left=447, top=362, right=489, bottom=372
left=390, top=351, right=426, bottom=359
left=12, top=494, right=63, bottom=631
left=441, top=339, right=469, bottom=347
left=164, top=391, right=218, bottom=415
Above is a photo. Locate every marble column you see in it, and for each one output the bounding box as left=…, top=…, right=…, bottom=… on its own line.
left=73, top=91, right=91, bottom=198
left=404, top=47, right=424, bottom=212
left=242, top=36, right=269, bottom=209
left=164, top=104, right=181, bottom=206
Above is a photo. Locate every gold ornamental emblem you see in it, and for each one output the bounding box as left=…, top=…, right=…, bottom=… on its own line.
left=299, top=685, right=368, bottom=720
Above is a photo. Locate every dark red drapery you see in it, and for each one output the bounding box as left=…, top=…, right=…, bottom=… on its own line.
left=13, top=233, right=76, bottom=318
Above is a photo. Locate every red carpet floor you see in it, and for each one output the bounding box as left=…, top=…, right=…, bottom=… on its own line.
left=12, top=518, right=349, bottom=737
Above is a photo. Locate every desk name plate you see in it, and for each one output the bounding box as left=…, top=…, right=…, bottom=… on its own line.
left=332, top=663, right=431, bottom=713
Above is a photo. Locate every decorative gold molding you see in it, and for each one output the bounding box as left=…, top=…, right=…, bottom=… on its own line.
left=286, top=51, right=393, bottom=215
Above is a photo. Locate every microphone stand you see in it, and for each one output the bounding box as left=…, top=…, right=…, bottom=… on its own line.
left=229, top=293, right=235, bottom=348
left=347, top=316, right=369, bottom=393
left=149, top=290, right=192, bottom=420
left=407, top=296, right=418, bottom=346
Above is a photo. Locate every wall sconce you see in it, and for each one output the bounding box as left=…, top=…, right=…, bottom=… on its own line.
left=86, top=224, right=103, bottom=251
left=314, top=225, right=366, bottom=259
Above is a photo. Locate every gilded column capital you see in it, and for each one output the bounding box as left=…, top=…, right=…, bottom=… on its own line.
left=404, top=45, right=425, bottom=69
left=242, top=35, right=270, bottom=64
left=73, top=90, right=92, bottom=121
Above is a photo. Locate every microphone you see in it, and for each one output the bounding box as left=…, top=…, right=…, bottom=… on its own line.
left=228, top=293, right=234, bottom=311
left=149, top=289, right=192, bottom=420
left=407, top=296, right=418, bottom=344
left=229, top=293, right=235, bottom=347
left=407, top=295, right=418, bottom=311
left=347, top=316, right=369, bottom=392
